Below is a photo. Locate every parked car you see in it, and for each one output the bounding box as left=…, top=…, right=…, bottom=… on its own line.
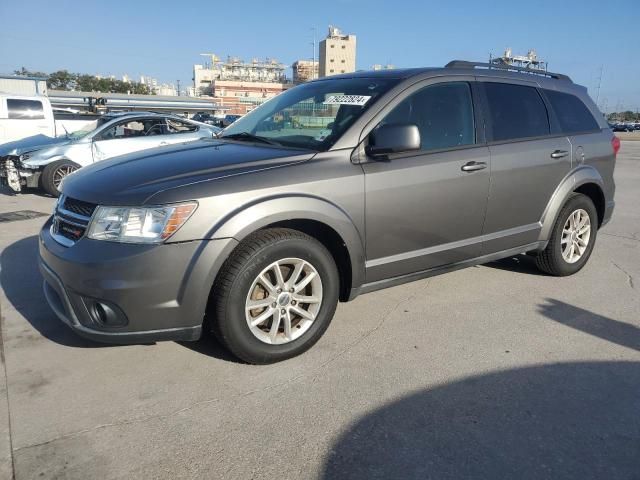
left=1, top=112, right=220, bottom=196
left=40, top=60, right=616, bottom=363
left=611, top=123, right=634, bottom=132
left=192, top=112, right=224, bottom=128
left=222, top=114, right=242, bottom=127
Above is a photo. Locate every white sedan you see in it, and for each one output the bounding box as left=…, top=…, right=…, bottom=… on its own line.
left=0, top=112, right=220, bottom=196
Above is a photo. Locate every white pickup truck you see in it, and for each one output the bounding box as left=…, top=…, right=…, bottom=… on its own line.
left=0, top=93, right=97, bottom=145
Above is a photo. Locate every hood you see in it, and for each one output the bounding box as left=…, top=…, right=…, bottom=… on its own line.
left=0, top=134, right=70, bottom=157
left=62, top=138, right=315, bottom=205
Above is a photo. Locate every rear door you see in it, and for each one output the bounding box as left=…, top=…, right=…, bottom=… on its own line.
left=362, top=79, right=490, bottom=282
left=542, top=89, right=614, bottom=202
left=478, top=80, right=572, bottom=254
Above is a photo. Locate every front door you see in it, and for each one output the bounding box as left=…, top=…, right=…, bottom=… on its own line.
left=362, top=81, right=490, bottom=283
left=91, top=118, right=166, bottom=161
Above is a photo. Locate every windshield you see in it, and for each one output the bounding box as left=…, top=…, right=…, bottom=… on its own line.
left=221, top=77, right=398, bottom=151
left=66, top=128, right=94, bottom=140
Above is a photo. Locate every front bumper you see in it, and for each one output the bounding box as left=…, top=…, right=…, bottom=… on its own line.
left=39, top=218, right=238, bottom=344
left=0, top=157, right=41, bottom=192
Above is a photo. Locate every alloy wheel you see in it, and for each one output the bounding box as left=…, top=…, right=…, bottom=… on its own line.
left=53, top=165, right=78, bottom=190
left=245, top=258, right=323, bottom=345
left=561, top=208, right=591, bottom=264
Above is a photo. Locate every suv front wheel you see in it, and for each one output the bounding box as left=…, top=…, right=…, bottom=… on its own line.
left=535, top=193, right=598, bottom=276
left=211, top=228, right=339, bottom=364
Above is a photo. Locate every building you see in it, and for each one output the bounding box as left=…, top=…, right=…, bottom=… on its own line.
left=372, top=64, right=395, bottom=71
left=292, top=60, right=319, bottom=84
left=319, top=26, right=356, bottom=78
left=193, top=55, right=291, bottom=115
left=0, top=74, right=47, bottom=95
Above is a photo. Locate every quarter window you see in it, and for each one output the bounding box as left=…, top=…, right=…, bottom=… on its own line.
left=378, top=82, right=475, bottom=151
left=7, top=99, right=45, bottom=120
left=165, top=118, right=198, bottom=134
left=483, top=83, right=550, bottom=141
left=544, top=90, right=599, bottom=134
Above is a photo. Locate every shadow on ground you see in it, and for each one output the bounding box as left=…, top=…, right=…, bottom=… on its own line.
left=0, top=235, right=103, bottom=347
left=323, top=361, right=640, bottom=480
left=485, top=254, right=546, bottom=276
left=539, top=298, right=640, bottom=352
left=1, top=235, right=242, bottom=361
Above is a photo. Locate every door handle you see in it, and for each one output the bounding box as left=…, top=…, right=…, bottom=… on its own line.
left=550, top=150, right=569, bottom=159
left=461, top=161, right=487, bottom=172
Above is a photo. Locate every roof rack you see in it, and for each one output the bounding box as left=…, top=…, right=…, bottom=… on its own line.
left=445, top=60, right=572, bottom=82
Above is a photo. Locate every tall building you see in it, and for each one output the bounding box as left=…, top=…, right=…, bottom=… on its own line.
left=193, top=55, right=291, bottom=115
left=292, top=60, right=319, bottom=83
left=319, top=26, right=356, bottom=78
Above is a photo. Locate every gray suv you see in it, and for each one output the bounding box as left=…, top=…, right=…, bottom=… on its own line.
left=39, top=61, right=617, bottom=363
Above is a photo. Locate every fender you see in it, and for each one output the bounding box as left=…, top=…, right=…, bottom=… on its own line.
left=538, top=165, right=605, bottom=242
left=208, top=193, right=366, bottom=291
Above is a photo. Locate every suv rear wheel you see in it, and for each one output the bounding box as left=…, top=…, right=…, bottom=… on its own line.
left=535, top=193, right=598, bottom=276
left=211, top=228, right=339, bottom=364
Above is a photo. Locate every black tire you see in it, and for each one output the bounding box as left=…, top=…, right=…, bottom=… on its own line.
left=535, top=193, right=598, bottom=276
left=211, top=228, right=339, bottom=364
left=41, top=159, right=80, bottom=197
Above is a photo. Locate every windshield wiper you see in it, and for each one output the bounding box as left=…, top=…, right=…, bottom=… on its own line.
left=220, top=132, right=281, bottom=146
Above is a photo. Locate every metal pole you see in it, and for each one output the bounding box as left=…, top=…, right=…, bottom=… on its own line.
left=312, top=27, right=317, bottom=79
left=176, top=79, right=181, bottom=96
left=595, top=65, right=603, bottom=107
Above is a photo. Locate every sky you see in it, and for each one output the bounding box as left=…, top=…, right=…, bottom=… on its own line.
left=1, top=0, right=638, bottom=112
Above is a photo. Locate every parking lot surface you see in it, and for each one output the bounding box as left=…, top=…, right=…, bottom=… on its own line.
left=0, top=143, right=638, bottom=479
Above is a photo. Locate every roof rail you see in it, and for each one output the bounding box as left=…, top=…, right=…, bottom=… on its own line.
left=445, top=60, right=572, bottom=82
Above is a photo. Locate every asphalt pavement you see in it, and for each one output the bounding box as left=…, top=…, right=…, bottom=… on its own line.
left=0, top=143, right=638, bottom=479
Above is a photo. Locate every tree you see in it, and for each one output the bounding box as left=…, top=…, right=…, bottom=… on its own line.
left=47, top=70, right=76, bottom=90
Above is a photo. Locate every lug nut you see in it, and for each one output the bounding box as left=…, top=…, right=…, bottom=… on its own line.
left=271, top=302, right=276, bottom=308
left=281, top=309, right=286, bottom=315
left=277, top=288, right=282, bottom=294
left=289, top=288, right=294, bottom=293
left=291, top=300, right=297, bottom=306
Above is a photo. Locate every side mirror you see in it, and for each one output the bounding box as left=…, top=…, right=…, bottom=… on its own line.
left=365, top=124, right=420, bottom=157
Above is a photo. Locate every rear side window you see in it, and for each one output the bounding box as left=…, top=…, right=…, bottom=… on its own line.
left=7, top=99, right=45, bottom=120
left=165, top=118, right=198, bottom=134
left=379, top=82, right=475, bottom=151
left=544, top=90, right=599, bottom=134
left=483, top=83, right=549, bottom=141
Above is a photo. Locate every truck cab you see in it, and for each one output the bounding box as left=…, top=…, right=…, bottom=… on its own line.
left=0, top=94, right=55, bottom=145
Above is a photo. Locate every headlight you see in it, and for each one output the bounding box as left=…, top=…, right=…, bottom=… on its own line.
left=87, top=202, right=197, bottom=243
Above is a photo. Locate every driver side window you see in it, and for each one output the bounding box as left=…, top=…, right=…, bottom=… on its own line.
left=378, top=82, right=475, bottom=152
left=98, top=119, right=165, bottom=140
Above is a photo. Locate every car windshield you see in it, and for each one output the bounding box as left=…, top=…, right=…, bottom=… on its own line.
left=66, top=128, right=95, bottom=140
left=221, top=77, right=399, bottom=151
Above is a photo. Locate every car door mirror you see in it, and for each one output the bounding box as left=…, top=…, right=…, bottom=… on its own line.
left=365, top=124, right=421, bottom=157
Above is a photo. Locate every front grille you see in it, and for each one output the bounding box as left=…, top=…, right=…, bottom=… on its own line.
left=63, top=197, right=97, bottom=218
left=51, top=196, right=95, bottom=246
left=55, top=217, right=87, bottom=242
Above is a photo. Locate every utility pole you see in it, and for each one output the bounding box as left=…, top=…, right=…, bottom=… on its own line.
left=176, top=79, right=181, bottom=96
left=595, top=65, right=603, bottom=107
left=311, top=27, right=317, bottom=80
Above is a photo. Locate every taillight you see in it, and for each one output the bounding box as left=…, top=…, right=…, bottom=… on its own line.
left=612, top=136, right=621, bottom=156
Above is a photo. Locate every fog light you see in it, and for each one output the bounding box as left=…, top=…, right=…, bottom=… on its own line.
left=85, top=299, right=128, bottom=327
